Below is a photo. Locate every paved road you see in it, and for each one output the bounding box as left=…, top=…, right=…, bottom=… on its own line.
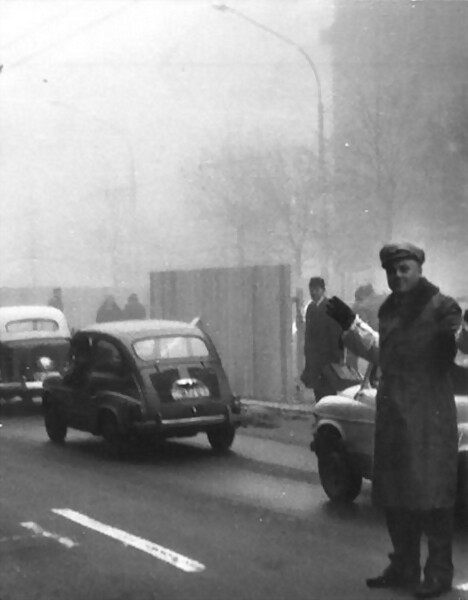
left=1, top=416, right=467, bottom=600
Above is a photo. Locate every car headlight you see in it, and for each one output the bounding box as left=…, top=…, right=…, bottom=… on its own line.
left=37, top=356, right=55, bottom=371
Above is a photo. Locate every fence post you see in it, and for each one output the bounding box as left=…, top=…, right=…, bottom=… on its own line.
left=293, top=287, right=305, bottom=402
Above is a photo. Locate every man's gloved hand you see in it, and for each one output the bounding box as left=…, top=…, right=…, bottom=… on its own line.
left=326, top=296, right=356, bottom=331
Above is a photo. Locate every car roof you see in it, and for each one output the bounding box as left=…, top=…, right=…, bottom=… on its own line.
left=80, top=318, right=204, bottom=343
left=0, top=305, right=70, bottom=340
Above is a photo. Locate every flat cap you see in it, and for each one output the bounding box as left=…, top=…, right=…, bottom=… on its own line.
left=379, top=242, right=425, bottom=269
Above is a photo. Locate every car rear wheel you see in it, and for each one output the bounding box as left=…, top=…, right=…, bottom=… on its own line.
left=316, top=435, right=362, bottom=502
left=207, top=423, right=236, bottom=453
left=44, top=404, right=67, bottom=444
left=100, top=413, right=126, bottom=459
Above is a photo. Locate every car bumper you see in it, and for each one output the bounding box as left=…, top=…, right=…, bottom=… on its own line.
left=0, top=382, right=44, bottom=397
left=131, top=410, right=241, bottom=435
left=160, top=414, right=228, bottom=428
left=0, top=372, right=62, bottom=396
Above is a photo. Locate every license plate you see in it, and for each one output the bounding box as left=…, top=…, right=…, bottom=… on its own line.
left=171, top=378, right=210, bottom=401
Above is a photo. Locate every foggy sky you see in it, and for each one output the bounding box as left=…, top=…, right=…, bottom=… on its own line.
left=0, top=0, right=333, bottom=288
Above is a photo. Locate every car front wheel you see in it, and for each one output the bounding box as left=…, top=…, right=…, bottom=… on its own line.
left=317, top=437, right=362, bottom=502
left=207, top=423, right=236, bottom=453
left=44, top=404, right=67, bottom=443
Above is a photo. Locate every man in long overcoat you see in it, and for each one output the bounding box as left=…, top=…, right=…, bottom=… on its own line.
left=326, top=243, right=468, bottom=599
left=300, top=277, right=343, bottom=401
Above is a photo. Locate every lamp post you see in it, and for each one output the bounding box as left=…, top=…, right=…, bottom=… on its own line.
left=213, top=2, right=325, bottom=177
left=213, top=2, right=331, bottom=283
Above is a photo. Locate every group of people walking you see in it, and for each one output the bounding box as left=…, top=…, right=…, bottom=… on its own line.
left=301, top=242, right=468, bottom=599
left=96, top=293, right=146, bottom=323
left=47, top=287, right=147, bottom=324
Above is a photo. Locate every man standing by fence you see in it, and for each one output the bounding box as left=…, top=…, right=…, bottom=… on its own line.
left=300, top=276, right=343, bottom=402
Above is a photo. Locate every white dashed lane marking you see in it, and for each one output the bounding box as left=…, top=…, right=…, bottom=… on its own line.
left=20, top=521, right=77, bottom=548
left=52, top=508, right=205, bottom=573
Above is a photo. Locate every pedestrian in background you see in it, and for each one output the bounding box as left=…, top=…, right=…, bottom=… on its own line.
left=326, top=242, right=468, bottom=599
left=48, top=287, right=64, bottom=312
left=122, top=293, right=146, bottom=320
left=300, top=276, right=343, bottom=401
left=352, top=283, right=383, bottom=330
left=96, top=295, right=122, bottom=323
left=348, top=283, right=384, bottom=372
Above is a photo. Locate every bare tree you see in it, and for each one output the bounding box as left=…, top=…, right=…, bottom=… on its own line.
left=419, top=88, right=468, bottom=244
left=195, top=145, right=266, bottom=267
left=249, top=145, right=328, bottom=280
left=193, top=142, right=327, bottom=282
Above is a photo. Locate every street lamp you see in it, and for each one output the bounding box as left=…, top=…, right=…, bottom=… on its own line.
left=213, top=2, right=325, bottom=176
left=213, top=1, right=332, bottom=282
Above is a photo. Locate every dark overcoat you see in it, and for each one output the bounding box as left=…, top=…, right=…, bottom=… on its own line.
left=301, top=299, right=343, bottom=389
left=96, top=303, right=122, bottom=323
left=373, top=278, right=461, bottom=509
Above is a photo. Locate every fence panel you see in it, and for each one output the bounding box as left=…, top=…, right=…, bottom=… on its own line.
left=149, top=265, right=292, bottom=402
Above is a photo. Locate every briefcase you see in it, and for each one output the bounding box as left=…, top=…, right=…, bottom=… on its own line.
left=321, top=362, right=363, bottom=392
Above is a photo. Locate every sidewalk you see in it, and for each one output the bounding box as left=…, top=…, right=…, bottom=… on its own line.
left=239, top=398, right=316, bottom=447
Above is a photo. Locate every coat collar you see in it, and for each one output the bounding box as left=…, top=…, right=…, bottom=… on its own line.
left=378, top=277, right=439, bottom=325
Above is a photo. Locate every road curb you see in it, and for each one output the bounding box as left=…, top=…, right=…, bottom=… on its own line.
left=240, top=398, right=316, bottom=416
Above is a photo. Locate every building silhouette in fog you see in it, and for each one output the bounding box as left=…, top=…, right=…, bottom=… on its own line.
left=325, top=1, right=468, bottom=296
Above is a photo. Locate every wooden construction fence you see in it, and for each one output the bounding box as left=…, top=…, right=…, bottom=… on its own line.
left=150, top=265, right=293, bottom=402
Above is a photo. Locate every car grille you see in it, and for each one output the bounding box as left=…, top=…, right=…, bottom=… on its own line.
left=149, top=368, right=179, bottom=403
left=187, top=367, right=220, bottom=398
left=2, top=341, right=69, bottom=382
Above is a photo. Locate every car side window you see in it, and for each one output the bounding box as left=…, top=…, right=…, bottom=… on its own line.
left=92, top=339, right=124, bottom=375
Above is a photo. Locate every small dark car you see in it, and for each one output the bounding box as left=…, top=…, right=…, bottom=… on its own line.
left=0, top=305, right=71, bottom=409
left=42, top=318, right=241, bottom=454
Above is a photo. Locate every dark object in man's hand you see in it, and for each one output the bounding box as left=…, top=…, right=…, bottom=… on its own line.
left=326, top=297, right=356, bottom=331
left=464, top=309, right=468, bottom=323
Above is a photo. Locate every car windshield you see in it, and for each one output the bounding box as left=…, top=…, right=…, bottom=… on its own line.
left=133, top=335, right=210, bottom=361
left=6, top=319, right=59, bottom=333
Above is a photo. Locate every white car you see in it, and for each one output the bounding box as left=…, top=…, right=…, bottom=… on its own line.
left=310, top=362, right=468, bottom=521
left=0, top=305, right=71, bottom=408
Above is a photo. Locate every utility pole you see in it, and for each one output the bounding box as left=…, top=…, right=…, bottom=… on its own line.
left=213, top=2, right=329, bottom=279
left=213, top=3, right=325, bottom=177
